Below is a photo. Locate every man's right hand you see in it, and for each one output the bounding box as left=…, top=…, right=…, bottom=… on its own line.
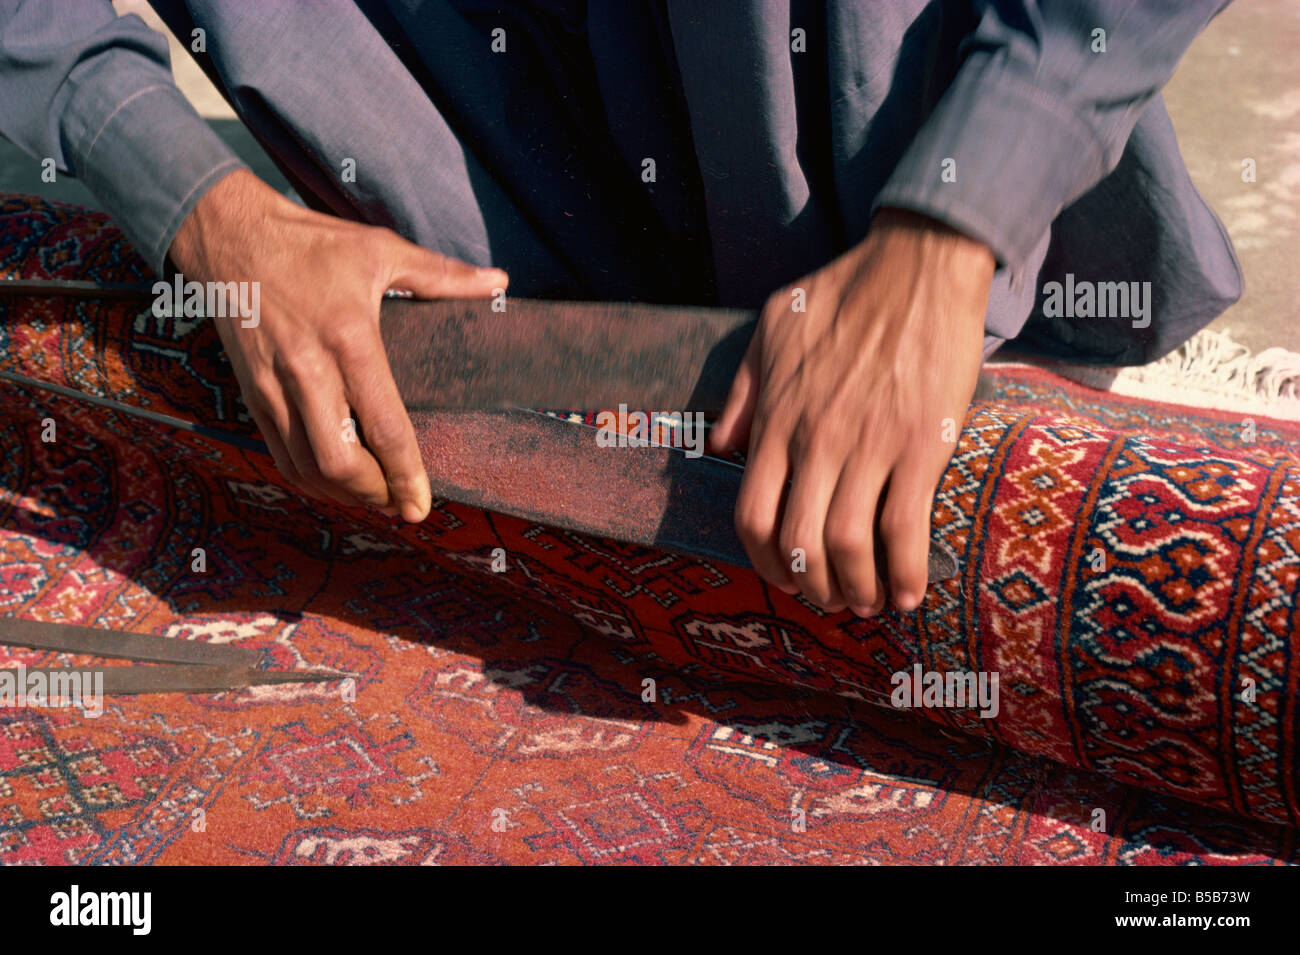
left=168, top=169, right=507, bottom=522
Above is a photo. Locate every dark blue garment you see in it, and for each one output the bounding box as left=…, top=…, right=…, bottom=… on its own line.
left=0, top=1, right=1242, bottom=364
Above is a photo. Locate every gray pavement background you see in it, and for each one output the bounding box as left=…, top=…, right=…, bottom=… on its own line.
left=1163, top=0, right=1299, bottom=353
left=1, top=0, right=1295, bottom=354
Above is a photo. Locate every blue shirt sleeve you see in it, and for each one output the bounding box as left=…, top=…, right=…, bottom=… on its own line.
left=874, top=0, right=1232, bottom=270
left=0, top=0, right=246, bottom=275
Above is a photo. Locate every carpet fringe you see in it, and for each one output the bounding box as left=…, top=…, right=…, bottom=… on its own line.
left=991, top=328, right=1300, bottom=421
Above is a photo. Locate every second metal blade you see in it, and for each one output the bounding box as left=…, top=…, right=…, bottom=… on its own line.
left=1, top=616, right=261, bottom=667
left=12, top=666, right=343, bottom=695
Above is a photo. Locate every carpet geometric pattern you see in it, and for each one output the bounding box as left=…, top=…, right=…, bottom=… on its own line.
left=1, top=195, right=1297, bottom=864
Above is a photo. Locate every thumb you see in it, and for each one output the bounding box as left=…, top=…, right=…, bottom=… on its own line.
left=710, top=336, right=761, bottom=454
left=384, top=235, right=508, bottom=300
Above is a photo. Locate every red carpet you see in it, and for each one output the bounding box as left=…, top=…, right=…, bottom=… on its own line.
left=1, top=195, right=1298, bottom=864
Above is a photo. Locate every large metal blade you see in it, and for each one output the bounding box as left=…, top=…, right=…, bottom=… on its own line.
left=1, top=281, right=756, bottom=412
left=380, top=298, right=756, bottom=413
left=414, top=408, right=961, bottom=583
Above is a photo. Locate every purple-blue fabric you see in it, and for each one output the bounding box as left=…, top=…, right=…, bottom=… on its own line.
left=0, top=0, right=1242, bottom=364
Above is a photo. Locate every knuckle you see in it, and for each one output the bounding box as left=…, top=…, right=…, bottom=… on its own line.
left=314, top=449, right=363, bottom=487
left=778, top=525, right=819, bottom=565
left=733, top=498, right=769, bottom=545
left=825, top=524, right=868, bottom=562
left=360, top=410, right=410, bottom=455
left=801, top=583, right=827, bottom=604
left=275, top=352, right=326, bottom=390
left=790, top=424, right=840, bottom=465
left=384, top=465, right=424, bottom=495
left=322, top=322, right=372, bottom=361
left=804, top=583, right=838, bottom=609
left=846, top=573, right=879, bottom=606
left=847, top=586, right=878, bottom=612
left=878, top=505, right=916, bottom=544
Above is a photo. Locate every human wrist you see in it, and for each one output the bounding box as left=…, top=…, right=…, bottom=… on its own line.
left=871, top=207, right=995, bottom=276
left=167, top=168, right=292, bottom=277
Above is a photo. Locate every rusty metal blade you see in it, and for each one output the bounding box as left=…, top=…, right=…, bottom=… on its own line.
left=1, top=616, right=262, bottom=666
left=11, top=666, right=342, bottom=695
left=415, top=408, right=961, bottom=583
left=380, top=298, right=756, bottom=413
left=1, top=281, right=757, bottom=412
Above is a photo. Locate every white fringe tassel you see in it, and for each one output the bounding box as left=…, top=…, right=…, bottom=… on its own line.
left=989, top=328, right=1300, bottom=422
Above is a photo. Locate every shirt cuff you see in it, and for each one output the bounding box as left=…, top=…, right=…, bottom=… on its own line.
left=61, top=56, right=246, bottom=277
left=874, top=51, right=1108, bottom=272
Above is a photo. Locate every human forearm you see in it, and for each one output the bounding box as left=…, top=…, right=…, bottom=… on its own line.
left=0, top=0, right=245, bottom=274
left=875, top=0, right=1232, bottom=271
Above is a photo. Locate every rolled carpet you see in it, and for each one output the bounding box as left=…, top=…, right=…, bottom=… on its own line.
left=1, top=194, right=1297, bottom=830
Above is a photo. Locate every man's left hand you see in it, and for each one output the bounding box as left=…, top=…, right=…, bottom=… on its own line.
left=711, top=208, right=995, bottom=615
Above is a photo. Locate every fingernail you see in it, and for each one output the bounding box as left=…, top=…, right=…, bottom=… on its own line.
left=777, top=584, right=798, bottom=596
left=378, top=505, right=399, bottom=517
left=477, top=267, right=508, bottom=283
left=851, top=605, right=876, bottom=619
left=400, top=501, right=427, bottom=523
left=896, top=592, right=921, bottom=612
